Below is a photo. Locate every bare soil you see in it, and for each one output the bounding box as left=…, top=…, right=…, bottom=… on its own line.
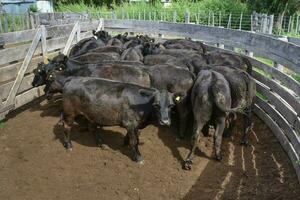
left=0, top=98, right=299, bottom=200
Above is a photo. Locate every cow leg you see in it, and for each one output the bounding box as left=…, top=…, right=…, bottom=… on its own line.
left=223, top=113, right=237, bottom=138
left=62, top=115, right=74, bottom=151
left=176, top=102, right=189, bottom=139
left=241, top=106, right=252, bottom=146
left=94, top=126, right=109, bottom=150
left=214, top=117, right=226, bottom=161
left=127, top=128, right=143, bottom=164
left=183, top=121, right=205, bottom=170
left=124, top=130, right=141, bottom=146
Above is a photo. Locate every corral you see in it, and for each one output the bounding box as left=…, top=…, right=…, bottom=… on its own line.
left=0, top=18, right=299, bottom=199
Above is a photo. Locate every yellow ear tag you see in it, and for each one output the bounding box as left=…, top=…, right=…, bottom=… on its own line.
left=175, top=96, right=181, bottom=102
left=44, top=56, right=49, bottom=64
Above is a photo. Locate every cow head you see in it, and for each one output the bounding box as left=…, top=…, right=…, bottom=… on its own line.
left=139, top=89, right=183, bottom=126
left=44, top=69, right=65, bottom=98
left=92, top=30, right=111, bottom=43
left=32, top=62, right=47, bottom=87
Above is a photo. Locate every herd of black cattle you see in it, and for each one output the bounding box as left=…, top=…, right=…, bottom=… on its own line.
left=31, top=30, right=256, bottom=170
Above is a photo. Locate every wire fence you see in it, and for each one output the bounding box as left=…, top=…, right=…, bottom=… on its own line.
left=0, top=11, right=300, bottom=37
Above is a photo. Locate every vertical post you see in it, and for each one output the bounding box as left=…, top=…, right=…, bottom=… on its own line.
left=212, top=12, right=215, bottom=26
left=3, top=14, right=8, bottom=32
left=296, top=15, right=299, bottom=34
left=268, top=15, right=274, bottom=34
left=138, top=12, right=141, bottom=20
left=219, top=11, right=221, bottom=27
left=153, top=11, right=156, bottom=21
left=250, top=14, right=253, bottom=32
left=111, top=11, right=116, bottom=20
left=227, top=13, right=231, bottom=29
left=274, top=36, right=288, bottom=72
left=288, top=15, right=292, bottom=33
left=173, top=11, right=177, bottom=23
left=76, top=23, right=81, bottom=42
left=185, top=10, right=190, bottom=24
left=21, top=14, right=25, bottom=30
left=144, top=10, right=146, bottom=20
left=0, top=15, right=3, bottom=33
left=41, top=26, right=47, bottom=62
left=25, top=13, right=30, bottom=29
left=30, top=13, right=35, bottom=29
left=122, top=9, right=125, bottom=20
left=11, top=14, right=16, bottom=31
left=239, top=13, right=243, bottom=30
left=208, top=11, right=210, bottom=25
left=149, top=12, right=152, bottom=21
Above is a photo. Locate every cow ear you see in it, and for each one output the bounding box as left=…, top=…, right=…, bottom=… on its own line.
left=92, top=30, right=96, bottom=35
left=150, top=38, right=155, bottom=43
left=139, top=89, right=155, bottom=97
left=123, top=32, right=128, bottom=37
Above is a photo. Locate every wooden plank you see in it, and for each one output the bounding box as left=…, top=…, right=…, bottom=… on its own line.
left=3, top=28, right=42, bottom=108
left=0, top=35, right=73, bottom=66
left=14, top=86, right=44, bottom=110
left=202, top=44, right=300, bottom=96
left=0, top=52, right=59, bottom=84
left=253, top=104, right=300, bottom=183
left=41, top=26, right=47, bottom=61
left=1, top=21, right=98, bottom=45
left=1, top=73, right=35, bottom=102
left=255, top=97, right=300, bottom=158
left=253, top=71, right=300, bottom=115
left=63, top=21, right=79, bottom=55
left=104, top=19, right=300, bottom=74
left=256, top=82, right=298, bottom=127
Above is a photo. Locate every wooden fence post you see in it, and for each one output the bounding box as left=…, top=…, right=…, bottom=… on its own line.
left=63, top=21, right=80, bottom=55
left=173, top=11, right=177, bottom=23
left=4, top=14, right=8, bottom=32
left=296, top=15, right=299, bottom=34
left=239, top=13, right=243, bottom=30
left=0, top=15, right=2, bottom=33
left=2, top=27, right=42, bottom=109
left=41, top=26, right=47, bottom=62
left=288, top=16, right=292, bottom=33
left=212, top=12, right=215, bottom=26
left=274, top=36, right=288, bottom=72
left=250, top=14, right=253, bottom=32
left=219, top=11, right=222, bottom=27
left=208, top=11, right=211, bottom=25
left=268, top=15, right=274, bottom=34
left=185, top=10, right=190, bottom=23
left=227, top=13, right=231, bottom=29
left=30, top=13, right=35, bottom=29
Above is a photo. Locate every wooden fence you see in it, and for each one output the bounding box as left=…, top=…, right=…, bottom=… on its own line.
left=0, top=20, right=101, bottom=120
left=0, top=19, right=299, bottom=183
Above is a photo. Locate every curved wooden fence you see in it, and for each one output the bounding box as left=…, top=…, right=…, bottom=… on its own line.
left=0, top=19, right=299, bottom=182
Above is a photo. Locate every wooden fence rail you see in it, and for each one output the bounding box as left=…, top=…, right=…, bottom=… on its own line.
left=0, top=19, right=299, bottom=183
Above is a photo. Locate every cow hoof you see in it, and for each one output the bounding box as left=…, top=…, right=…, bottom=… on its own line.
left=134, top=155, right=144, bottom=164
left=241, top=141, right=249, bottom=146
left=183, top=160, right=193, bottom=170
left=215, top=154, right=222, bottom=161
left=99, top=144, right=109, bottom=150
left=137, top=159, right=144, bottom=165
left=64, top=142, right=73, bottom=150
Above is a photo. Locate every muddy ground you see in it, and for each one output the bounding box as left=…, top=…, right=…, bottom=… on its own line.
left=0, top=98, right=299, bottom=200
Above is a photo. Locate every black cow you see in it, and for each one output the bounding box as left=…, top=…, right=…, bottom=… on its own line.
left=163, top=39, right=206, bottom=54
left=183, top=70, right=244, bottom=170
left=60, top=77, right=176, bottom=163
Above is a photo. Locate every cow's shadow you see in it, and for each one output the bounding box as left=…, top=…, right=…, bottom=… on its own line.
left=52, top=123, right=133, bottom=160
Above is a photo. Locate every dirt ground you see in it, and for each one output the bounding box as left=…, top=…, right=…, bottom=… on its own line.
left=0, top=98, right=299, bottom=200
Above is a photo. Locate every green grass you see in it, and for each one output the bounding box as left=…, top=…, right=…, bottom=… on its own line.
left=56, top=0, right=250, bottom=26
left=254, top=56, right=273, bottom=66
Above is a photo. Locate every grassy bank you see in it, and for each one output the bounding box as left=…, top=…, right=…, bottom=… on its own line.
left=56, top=0, right=250, bottom=27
